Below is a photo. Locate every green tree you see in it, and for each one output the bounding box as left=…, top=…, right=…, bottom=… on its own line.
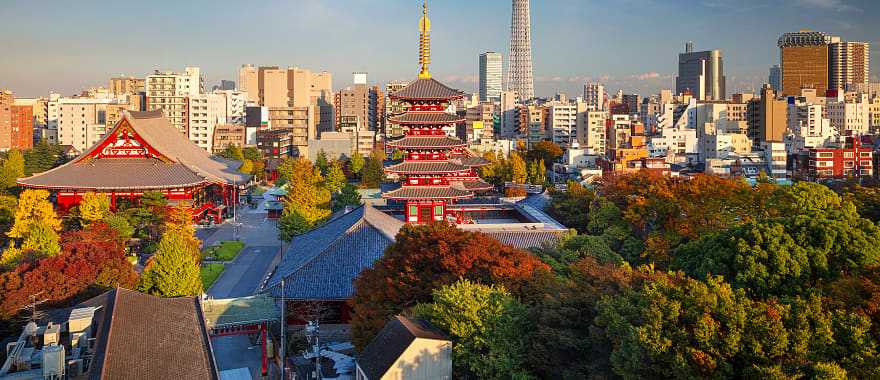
left=413, top=280, right=533, bottom=379
left=349, top=151, right=365, bottom=176
left=361, top=153, right=385, bottom=189
left=0, top=149, right=25, bottom=191
left=333, top=183, right=362, bottom=211
left=20, top=220, right=61, bottom=257
left=137, top=231, right=203, bottom=297
left=325, top=160, right=346, bottom=193
left=24, top=140, right=63, bottom=175
left=221, top=145, right=244, bottom=161
left=138, top=207, right=203, bottom=297
left=104, top=214, right=135, bottom=241
left=509, top=152, right=527, bottom=184
left=391, top=149, right=405, bottom=161
left=79, top=192, right=112, bottom=226
left=315, top=149, right=329, bottom=175
left=242, top=146, right=262, bottom=161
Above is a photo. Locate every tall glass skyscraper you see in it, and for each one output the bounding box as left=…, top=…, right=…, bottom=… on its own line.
left=507, top=0, right=534, bottom=101
left=479, top=52, right=503, bottom=102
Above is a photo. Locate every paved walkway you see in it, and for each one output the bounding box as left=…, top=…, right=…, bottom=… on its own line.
left=201, top=203, right=283, bottom=379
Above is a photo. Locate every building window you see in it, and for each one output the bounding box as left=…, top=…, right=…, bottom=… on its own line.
left=844, top=152, right=854, bottom=158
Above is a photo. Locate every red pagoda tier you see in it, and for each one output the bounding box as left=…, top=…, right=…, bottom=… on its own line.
left=17, top=111, right=249, bottom=223
left=383, top=78, right=493, bottom=224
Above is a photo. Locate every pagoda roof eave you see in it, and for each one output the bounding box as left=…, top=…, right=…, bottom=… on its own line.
left=381, top=186, right=473, bottom=200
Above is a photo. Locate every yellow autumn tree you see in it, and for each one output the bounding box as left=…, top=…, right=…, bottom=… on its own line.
left=278, top=158, right=331, bottom=240
left=8, top=189, right=61, bottom=239
left=79, top=192, right=111, bottom=226
left=509, top=151, right=528, bottom=184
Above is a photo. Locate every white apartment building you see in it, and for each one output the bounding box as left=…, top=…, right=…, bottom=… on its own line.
left=786, top=102, right=836, bottom=152
left=576, top=110, right=607, bottom=156
left=826, top=93, right=870, bottom=135
left=146, top=67, right=202, bottom=134
left=187, top=90, right=247, bottom=152
left=548, top=103, right=577, bottom=147
left=703, top=132, right=752, bottom=160
left=583, top=83, right=605, bottom=111
left=500, top=91, right=519, bottom=138
left=56, top=98, right=127, bottom=152
left=648, top=127, right=697, bottom=158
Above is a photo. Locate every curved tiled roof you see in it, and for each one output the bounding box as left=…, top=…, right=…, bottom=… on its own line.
left=17, top=158, right=208, bottom=190
left=385, top=136, right=466, bottom=149
left=450, top=156, right=491, bottom=167
left=19, top=111, right=248, bottom=190
left=388, top=112, right=464, bottom=124
left=382, top=185, right=473, bottom=200
left=455, top=180, right=494, bottom=191
left=263, top=206, right=403, bottom=300
left=385, top=161, right=471, bottom=174
left=389, top=78, right=465, bottom=100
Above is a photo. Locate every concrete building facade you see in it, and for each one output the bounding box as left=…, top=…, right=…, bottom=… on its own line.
left=146, top=67, right=202, bottom=134
left=479, top=52, right=503, bottom=102
left=675, top=44, right=725, bottom=101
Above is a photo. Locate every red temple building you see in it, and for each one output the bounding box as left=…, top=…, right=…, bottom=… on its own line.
left=382, top=1, right=491, bottom=224
left=17, top=111, right=249, bottom=223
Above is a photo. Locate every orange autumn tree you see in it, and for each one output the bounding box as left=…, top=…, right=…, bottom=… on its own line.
left=349, top=222, right=548, bottom=350
left=597, top=172, right=773, bottom=267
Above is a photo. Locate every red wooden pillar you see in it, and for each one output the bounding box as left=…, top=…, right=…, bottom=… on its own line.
left=261, top=322, right=268, bottom=377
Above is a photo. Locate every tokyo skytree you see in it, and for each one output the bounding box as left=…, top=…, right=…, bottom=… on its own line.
left=507, top=0, right=534, bottom=101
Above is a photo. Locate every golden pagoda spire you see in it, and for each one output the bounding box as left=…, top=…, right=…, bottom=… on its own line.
left=418, top=0, right=432, bottom=79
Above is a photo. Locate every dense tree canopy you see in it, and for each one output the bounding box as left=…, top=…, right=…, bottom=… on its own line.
left=0, top=223, right=136, bottom=318
left=414, top=280, right=532, bottom=379
left=137, top=207, right=203, bottom=297
left=350, top=222, right=548, bottom=349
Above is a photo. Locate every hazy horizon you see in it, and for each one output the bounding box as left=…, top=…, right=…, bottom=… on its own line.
left=1, top=0, right=877, bottom=98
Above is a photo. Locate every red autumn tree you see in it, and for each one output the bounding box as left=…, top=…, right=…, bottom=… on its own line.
left=350, top=222, right=548, bottom=349
left=0, top=223, right=136, bottom=318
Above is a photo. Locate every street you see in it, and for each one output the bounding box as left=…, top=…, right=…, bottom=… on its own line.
left=200, top=203, right=283, bottom=379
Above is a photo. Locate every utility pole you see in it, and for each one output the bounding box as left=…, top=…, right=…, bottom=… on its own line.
left=280, top=276, right=285, bottom=380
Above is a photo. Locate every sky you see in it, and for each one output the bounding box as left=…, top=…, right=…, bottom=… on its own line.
left=1, top=0, right=878, bottom=99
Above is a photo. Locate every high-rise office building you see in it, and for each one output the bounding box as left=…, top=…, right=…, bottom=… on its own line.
left=109, top=76, right=145, bottom=97
left=778, top=30, right=839, bottom=97
left=507, top=0, right=534, bottom=101
left=479, top=52, right=503, bottom=102
left=675, top=43, right=725, bottom=100
left=769, top=65, right=781, bottom=91
left=830, top=41, right=870, bottom=91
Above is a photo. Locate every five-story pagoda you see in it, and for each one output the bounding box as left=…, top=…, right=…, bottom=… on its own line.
left=383, top=0, right=492, bottom=224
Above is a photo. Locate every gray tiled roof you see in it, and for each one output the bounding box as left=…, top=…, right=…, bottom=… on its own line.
left=263, top=204, right=568, bottom=301
left=17, top=158, right=208, bottom=190
left=389, top=78, right=465, bottom=100
left=450, top=156, right=491, bottom=167
left=382, top=186, right=474, bottom=200
left=87, top=288, right=219, bottom=380
left=388, top=112, right=464, bottom=124
left=455, top=180, right=494, bottom=191
left=19, top=111, right=248, bottom=189
left=385, top=160, right=471, bottom=174
left=358, top=316, right=449, bottom=380
left=264, top=206, right=402, bottom=300
left=386, top=135, right=466, bottom=149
